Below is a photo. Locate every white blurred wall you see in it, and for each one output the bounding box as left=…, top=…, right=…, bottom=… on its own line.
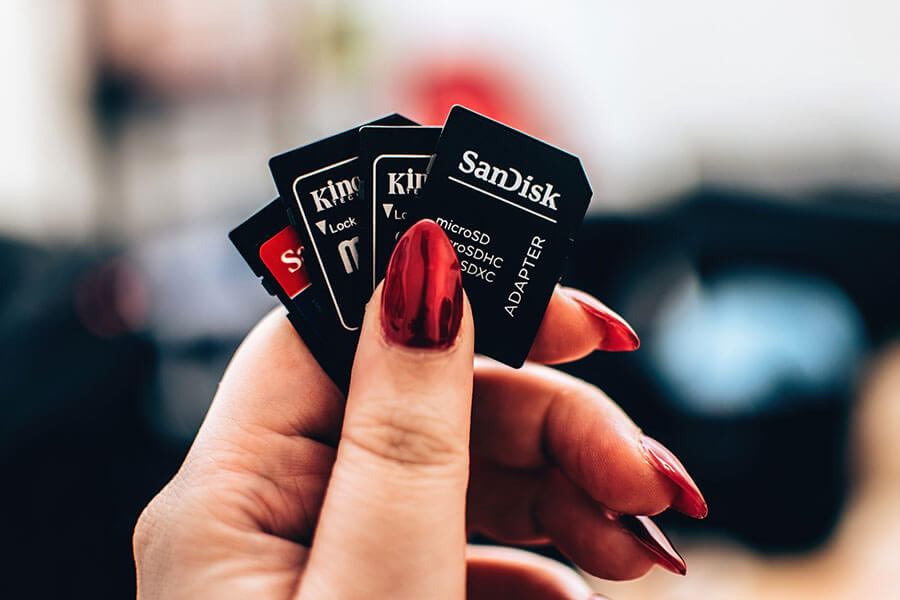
left=1, top=0, right=899, bottom=241
left=0, top=0, right=96, bottom=239
left=366, top=0, right=900, bottom=208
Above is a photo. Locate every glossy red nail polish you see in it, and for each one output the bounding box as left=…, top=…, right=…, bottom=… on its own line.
left=561, top=288, right=639, bottom=351
left=641, top=435, right=708, bottom=519
left=619, top=514, right=687, bottom=576
left=381, top=219, right=463, bottom=349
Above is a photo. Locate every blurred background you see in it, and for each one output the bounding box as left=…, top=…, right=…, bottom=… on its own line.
left=2, top=1, right=899, bottom=597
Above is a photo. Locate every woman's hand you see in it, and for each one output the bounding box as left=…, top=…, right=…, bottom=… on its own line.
left=134, top=220, right=705, bottom=599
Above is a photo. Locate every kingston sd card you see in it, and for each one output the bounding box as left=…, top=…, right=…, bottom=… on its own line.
left=269, top=114, right=415, bottom=347
left=415, top=106, right=592, bottom=367
left=229, top=199, right=351, bottom=390
left=358, top=125, right=440, bottom=294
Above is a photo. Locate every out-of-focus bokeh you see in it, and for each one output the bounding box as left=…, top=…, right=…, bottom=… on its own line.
left=2, top=1, right=899, bottom=597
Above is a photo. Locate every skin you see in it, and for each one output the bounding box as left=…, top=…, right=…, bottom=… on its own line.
left=134, top=286, right=687, bottom=599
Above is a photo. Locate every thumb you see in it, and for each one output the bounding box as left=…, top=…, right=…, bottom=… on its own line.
left=300, top=219, right=474, bottom=600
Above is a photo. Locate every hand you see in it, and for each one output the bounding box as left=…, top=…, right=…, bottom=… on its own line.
left=134, top=220, right=706, bottom=599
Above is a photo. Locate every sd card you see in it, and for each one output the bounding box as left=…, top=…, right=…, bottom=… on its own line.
left=269, top=114, right=416, bottom=353
left=229, top=199, right=351, bottom=390
left=415, top=106, right=592, bottom=367
left=358, top=125, right=440, bottom=294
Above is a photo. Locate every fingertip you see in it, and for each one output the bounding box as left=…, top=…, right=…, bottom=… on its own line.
left=379, top=219, right=465, bottom=351
left=528, top=287, right=639, bottom=364
left=639, top=435, right=708, bottom=519
left=618, top=515, right=687, bottom=576
left=557, top=287, right=639, bottom=352
left=360, top=276, right=474, bottom=366
left=532, top=472, right=663, bottom=582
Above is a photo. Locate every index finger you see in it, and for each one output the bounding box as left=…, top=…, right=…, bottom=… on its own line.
left=528, top=286, right=639, bottom=364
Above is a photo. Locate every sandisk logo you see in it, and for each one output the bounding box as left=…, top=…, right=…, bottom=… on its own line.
left=259, top=226, right=311, bottom=298
left=457, top=150, right=559, bottom=211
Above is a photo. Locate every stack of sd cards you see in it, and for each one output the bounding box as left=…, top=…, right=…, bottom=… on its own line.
left=230, top=106, right=592, bottom=391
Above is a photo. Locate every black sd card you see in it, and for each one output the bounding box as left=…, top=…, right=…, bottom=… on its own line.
left=269, top=114, right=415, bottom=350
left=229, top=199, right=351, bottom=391
left=415, top=106, right=592, bottom=367
left=358, top=125, right=440, bottom=294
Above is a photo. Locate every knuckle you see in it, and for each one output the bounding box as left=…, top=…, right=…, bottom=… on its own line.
left=133, top=476, right=198, bottom=564
left=345, top=404, right=467, bottom=469
left=133, top=489, right=169, bottom=564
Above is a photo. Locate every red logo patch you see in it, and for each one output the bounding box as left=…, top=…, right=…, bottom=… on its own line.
left=259, top=226, right=311, bottom=298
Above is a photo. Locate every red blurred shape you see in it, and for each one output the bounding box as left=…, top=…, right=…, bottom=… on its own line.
left=74, top=258, right=148, bottom=338
left=403, top=60, right=537, bottom=132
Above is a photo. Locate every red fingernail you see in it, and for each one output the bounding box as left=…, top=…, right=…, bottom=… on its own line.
left=561, top=288, right=639, bottom=351
left=381, top=219, right=463, bottom=349
left=641, top=436, right=708, bottom=519
left=619, top=514, right=686, bottom=575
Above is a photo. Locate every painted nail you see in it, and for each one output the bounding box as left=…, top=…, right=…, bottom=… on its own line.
left=619, top=514, right=686, bottom=576
left=560, top=287, right=639, bottom=351
left=640, top=435, right=708, bottom=519
left=381, top=219, right=463, bottom=349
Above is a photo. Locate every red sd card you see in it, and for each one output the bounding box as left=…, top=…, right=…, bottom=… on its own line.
left=259, top=226, right=311, bottom=299
left=229, top=198, right=351, bottom=391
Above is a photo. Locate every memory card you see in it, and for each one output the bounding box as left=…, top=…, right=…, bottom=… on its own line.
left=415, top=106, right=592, bottom=367
left=269, top=114, right=416, bottom=352
left=358, top=125, right=440, bottom=294
left=228, top=199, right=351, bottom=390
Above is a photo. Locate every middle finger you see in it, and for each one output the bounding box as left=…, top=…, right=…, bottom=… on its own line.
left=472, top=359, right=707, bottom=519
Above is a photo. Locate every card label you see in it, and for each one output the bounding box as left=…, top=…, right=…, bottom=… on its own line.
left=358, top=126, right=440, bottom=293
left=290, top=156, right=362, bottom=330
left=369, top=154, right=430, bottom=285
left=415, top=106, right=591, bottom=367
